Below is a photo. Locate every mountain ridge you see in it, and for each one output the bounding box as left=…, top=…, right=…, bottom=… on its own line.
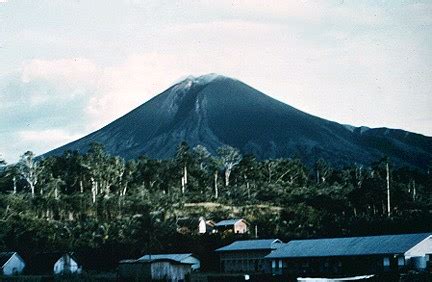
left=44, top=74, right=432, bottom=168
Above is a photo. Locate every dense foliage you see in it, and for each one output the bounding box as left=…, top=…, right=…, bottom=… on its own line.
left=0, top=143, right=431, bottom=271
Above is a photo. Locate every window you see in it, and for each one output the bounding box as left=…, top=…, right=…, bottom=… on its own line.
left=278, top=260, right=283, bottom=268
left=272, top=260, right=276, bottom=269
left=383, top=257, right=390, bottom=267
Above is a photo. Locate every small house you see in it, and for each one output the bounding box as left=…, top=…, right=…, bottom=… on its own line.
left=0, top=252, right=25, bottom=276
left=119, top=258, right=192, bottom=281
left=54, top=253, right=82, bottom=275
left=265, top=232, right=432, bottom=277
left=214, top=219, right=248, bottom=234
left=28, top=252, right=82, bottom=275
left=215, top=239, right=282, bottom=273
left=176, top=217, right=215, bottom=235
left=138, top=253, right=200, bottom=271
left=198, top=217, right=216, bottom=234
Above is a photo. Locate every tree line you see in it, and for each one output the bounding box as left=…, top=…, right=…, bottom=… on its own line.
left=0, top=142, right=431, bottom=271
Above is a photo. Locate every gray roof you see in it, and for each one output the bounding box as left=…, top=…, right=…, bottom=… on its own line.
left=120, top=258, right=193, bottom=265
left=215, top=219, right=245, bottom=227
left=138, top=253, right=195, bottom=262
left=266, top=233, right=432, bottom=259
left=216, top=239, right=283, bottom=252
left=0, top=252, right=15, bottom=267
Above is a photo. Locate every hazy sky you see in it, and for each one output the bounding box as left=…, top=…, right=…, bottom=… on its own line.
left=0, top=0, right=431, bottom=163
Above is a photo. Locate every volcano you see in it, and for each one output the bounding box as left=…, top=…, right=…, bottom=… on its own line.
left=45, top=74, right=432, bottom=168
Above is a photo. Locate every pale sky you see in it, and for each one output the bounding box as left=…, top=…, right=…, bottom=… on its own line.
left=0, top=0, right=431, bottom=163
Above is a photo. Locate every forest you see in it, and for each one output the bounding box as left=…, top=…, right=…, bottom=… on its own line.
left=0, top=142, right=431, bottom=271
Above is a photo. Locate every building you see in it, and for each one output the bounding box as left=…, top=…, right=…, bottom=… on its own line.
left=214, top=219, right=248, bottom=234
left=265, top=233, right=432, bottom=277
left=54, top=253, right=82, bottom=275
left=0, top=252, right=26, bottom=276
left=138, top=253, right=200, bottom=271
left=215, top=239, right=282, bottom=273
left=119, top=258, right=192, bottom=281
left=28, top=252, right=82, bottom=275
left=198, top=217, right=216, bottom=234
left=176, top=217, right=215, bottom=235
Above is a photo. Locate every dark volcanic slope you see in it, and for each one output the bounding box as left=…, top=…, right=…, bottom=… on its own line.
left=45, top=74, right=432, bottom=168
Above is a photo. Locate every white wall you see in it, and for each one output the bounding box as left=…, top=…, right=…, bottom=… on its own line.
left=198, top=219, right=207, bottom=234
left=2, top=253, right=25, bottom=276
left=54, top=255, right=82, bottom=275
left=405, top=236, right=432, bottom=258
left=405, top=236, right=432, bottom=271
left=151, top=261, right=191, bottom=281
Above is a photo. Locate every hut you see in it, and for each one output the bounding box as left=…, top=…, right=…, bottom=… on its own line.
left=138, top=253, right=200, bottom=271
left=118, top=258, right=192, bottom=281
left=28, top=252, right=82, bottom=275
left=214, top=219, right=248, bottom=234
left=0, top=252, right=25, bottom=276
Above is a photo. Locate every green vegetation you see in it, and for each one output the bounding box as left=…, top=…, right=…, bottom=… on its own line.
left=0, top=143, right=431, bottom=271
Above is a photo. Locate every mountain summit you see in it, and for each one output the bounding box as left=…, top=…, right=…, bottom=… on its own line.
left=45, top=74, right=432, bottom=168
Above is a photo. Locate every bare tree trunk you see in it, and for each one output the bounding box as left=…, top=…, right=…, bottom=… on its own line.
left=30, top=183, right=35, bottom=198
left=13, top=177, right=17, bottom=194
left=243, top=174, right=248, bottom=191
left=180, top=165, right=188, bottom=195
left=386, top=162, right=391, bottom=217
left=80, top=180, right=83, bottom=193
left=122, top=183, right=128, bottom=197
left=267, top=164, right=272, bottom=183
left=92, top=188, right=96, bottom=203
left=412, top=180, right=416, bottom=201
left=225, top=169, right=231, bottom=187
left=181, top=177, right=185, bottom=194
left=214, top=170, right=219, bottom=199
left=184, top=165, right=188, bottom=184
left=91, top=177, right=97, bottom=203
left=246, top=181, right=250, bottom=199
left=105, top=184, right=111, bottom=197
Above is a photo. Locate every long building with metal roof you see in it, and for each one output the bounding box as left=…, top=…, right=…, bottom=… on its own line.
left=216, top=239, right=283, bottom=274
left=216, top=239, right=282, bottom=252
left=265, top=233, right=432, bottom=277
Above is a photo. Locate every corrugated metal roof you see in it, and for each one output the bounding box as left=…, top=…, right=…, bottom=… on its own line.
left=138, top=253, right=194, bottom=262
left=121, top=258, right=193, bottom=265
left=215, top=219, right=243, bottom=226
left=266, top=233, right=432, bottom=259
left=215, top=239, right=283, bottom=252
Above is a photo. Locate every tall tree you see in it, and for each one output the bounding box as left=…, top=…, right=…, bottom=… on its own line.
left=82, top=143, right=125, bottom=203
left=234, top=154, right=260, bottom=198
left=18, top=151, right=39, bottom=198
left=217, top=145, right=242, bottom=187
left=208, top=155, right=223, bottom=199
left=192, top=145, right=211, bottom=171
left=315, top=158, right=332, bottom=184
left=175, top=142, right=191, bottom=194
